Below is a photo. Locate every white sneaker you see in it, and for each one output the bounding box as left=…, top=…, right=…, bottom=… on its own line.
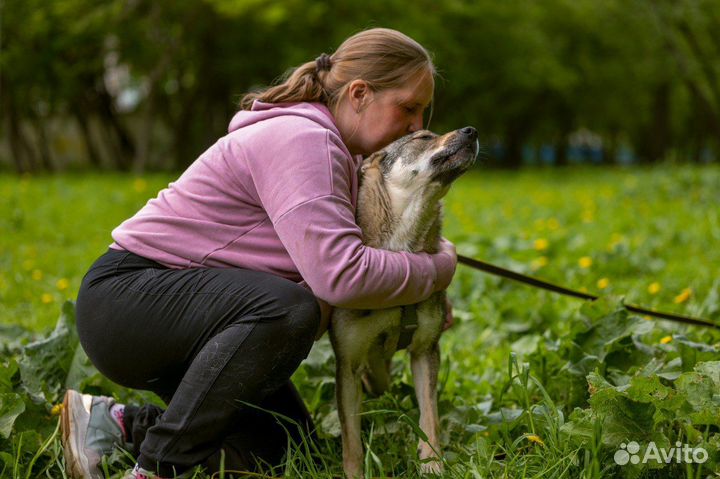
left=61, top=389, right=127, bottom=479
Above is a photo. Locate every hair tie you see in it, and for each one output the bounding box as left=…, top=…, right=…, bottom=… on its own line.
left=315, top=53, right=333, bottom=73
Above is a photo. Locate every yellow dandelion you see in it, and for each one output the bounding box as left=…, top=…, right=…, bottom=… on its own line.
left=674, top=288, right=692, bottom=304
left=643, top=315, right=653, bottom=321
left=133, top=178, right=148, bottom=193
left=547, top=218, right=560, bottom=230
left=41, top=293, right=53, bottom=304
left=581, top=211, right=594, bottom=223
left=50, top=404, right=64, bottom=416
left=660, top=335, right=673, bottom=344
left=647, top=282, right=661, bottom=295
left=531, top=256, right=549, bottom=270
left=534, top=239, right=549, bottom=251
left=32, top=269, right=43, bottom=281
left=579, top=256, right=593, bottom=268
left=597, top=278, right=609, bottom=289
left=56, top=278, right=70, bottom=291
left=526, top=434, right=545, bottom=446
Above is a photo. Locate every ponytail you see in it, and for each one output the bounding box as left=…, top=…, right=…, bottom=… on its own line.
left=240, top=61, right=327, bottom=110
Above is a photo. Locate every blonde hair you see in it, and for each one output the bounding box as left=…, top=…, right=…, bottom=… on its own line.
left=240, top=28, right=435, bottom=112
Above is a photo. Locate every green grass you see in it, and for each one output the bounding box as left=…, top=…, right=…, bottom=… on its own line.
left=1, top=164, right=719, bottom=478
left=0, top=173, right=173, bottom=332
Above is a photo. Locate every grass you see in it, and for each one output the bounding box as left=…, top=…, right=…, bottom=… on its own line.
left=1, top=163, right=719, bottom=478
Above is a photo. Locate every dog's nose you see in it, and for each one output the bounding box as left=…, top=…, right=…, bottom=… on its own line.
left=460, top=127, right=478, bottom=140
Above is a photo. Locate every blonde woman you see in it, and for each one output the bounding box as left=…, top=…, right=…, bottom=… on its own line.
left=62, top=28, right=457, bottom=479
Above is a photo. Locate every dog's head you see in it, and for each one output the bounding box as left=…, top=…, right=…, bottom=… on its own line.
left=362, top=127, right=478, bottom=201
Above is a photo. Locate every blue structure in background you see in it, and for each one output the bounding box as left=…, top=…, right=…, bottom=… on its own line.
left=487, top=139, right=643, bottom=166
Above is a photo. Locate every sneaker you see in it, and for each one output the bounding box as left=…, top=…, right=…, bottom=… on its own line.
left=122, top=464, right=156, bottom=479
left=122, top=464, right=193, bottom=479
left=61, top=389, right=127, bottom=479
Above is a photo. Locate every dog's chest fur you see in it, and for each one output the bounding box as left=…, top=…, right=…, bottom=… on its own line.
left=330, top=161, right=446, bottom=376
left=356, top=164, right=443, bottom=254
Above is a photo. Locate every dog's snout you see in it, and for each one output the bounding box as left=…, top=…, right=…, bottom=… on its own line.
left=460, top=127, right=477, bottom=140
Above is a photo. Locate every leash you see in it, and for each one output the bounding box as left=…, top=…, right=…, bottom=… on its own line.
left=457, top=254, right=720, bottom=330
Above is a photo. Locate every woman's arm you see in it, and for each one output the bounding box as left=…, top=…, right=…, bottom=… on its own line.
left=243, top=119, right=456, bottom=309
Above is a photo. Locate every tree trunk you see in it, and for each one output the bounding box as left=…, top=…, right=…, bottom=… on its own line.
left=73, top=108, right=103, bottom=168
left=602, top=131, right=619, bottom=164
left=29, top=111, right=55, bottom=172
left=646, top=82, right=671, bottom=163
left=5, top=90, right=37, bottom=174
left=554, top=130, right=570, bottom=167
left=95, top=87, right=135, bottom=171
left=502, top=117, right=532, bottom=169
left=134, top=94, right=157, bottom=173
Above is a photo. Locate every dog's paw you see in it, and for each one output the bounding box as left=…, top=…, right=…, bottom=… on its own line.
left=418, top=442, right=443, bottom=476
left=420, top=459, right=444, bottom=475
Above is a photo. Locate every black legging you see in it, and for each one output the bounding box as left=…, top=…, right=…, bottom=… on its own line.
left=76, top=249, right=321, bottom=477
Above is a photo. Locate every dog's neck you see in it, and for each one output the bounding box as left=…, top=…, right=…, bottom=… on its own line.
left=357, top=164, right=443, bottom=254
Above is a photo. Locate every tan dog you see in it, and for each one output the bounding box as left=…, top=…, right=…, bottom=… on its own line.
left=330, top=127, right=479, bottom=478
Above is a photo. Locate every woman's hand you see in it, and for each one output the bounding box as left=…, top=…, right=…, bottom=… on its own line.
left=437, top=238, right=456, bottom=331
left=432, top=238, right=457, bottom=292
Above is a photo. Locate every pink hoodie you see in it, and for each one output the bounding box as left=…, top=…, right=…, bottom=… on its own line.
left=110, top=101, right=454, bottom=309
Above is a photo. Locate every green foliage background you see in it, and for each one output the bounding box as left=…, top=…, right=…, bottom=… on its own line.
left=2, top=0, right=720, bottom=172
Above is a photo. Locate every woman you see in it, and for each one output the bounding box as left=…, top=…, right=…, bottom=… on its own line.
left=62, top=28, right=457, bottom=479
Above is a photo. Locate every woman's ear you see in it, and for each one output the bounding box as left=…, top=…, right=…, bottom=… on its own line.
left=347, top=80, right=372, bottom=113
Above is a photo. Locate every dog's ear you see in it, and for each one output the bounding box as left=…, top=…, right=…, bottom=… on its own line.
left=360, top=151, right=386, bottom=175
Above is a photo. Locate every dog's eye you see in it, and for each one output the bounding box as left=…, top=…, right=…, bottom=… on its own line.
left=415, top=134, right=434, bottom=141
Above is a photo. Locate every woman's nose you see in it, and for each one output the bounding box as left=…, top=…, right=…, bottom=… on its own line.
left=408, top=113, right=423, bottom=132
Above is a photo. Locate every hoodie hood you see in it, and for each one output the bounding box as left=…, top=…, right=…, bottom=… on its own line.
left=228, top=101, right=341, bottom=136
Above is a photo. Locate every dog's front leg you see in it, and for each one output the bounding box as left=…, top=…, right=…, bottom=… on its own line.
left=337, top=360, right=364, bottom=478
left=409, top=293, right=445, bottom=474
left=411, top=343, right=443, bottom=474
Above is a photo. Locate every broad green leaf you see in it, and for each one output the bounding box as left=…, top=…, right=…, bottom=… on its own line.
left=0, top=393, right=25, bottom=438
left=18, top=301, right=79, bottom=403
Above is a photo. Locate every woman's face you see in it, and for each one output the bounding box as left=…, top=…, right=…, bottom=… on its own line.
left=339, top=70, right=434, bottom=156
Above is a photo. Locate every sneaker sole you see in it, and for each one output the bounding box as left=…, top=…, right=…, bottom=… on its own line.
left=61, top=390, right=102, bottom=479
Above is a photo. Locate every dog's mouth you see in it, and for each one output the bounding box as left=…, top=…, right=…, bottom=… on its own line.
left=430, top=127, right=479, bottom=183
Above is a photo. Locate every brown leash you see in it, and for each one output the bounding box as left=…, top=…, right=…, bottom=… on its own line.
left=457, top=254, right=719, bottom=330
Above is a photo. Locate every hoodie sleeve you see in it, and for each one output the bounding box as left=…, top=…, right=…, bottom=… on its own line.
left=243, top=118, right=453, bottom=309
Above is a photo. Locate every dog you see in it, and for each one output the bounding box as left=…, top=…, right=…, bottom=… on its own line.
left=330, top=126, right=479, bottom=478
